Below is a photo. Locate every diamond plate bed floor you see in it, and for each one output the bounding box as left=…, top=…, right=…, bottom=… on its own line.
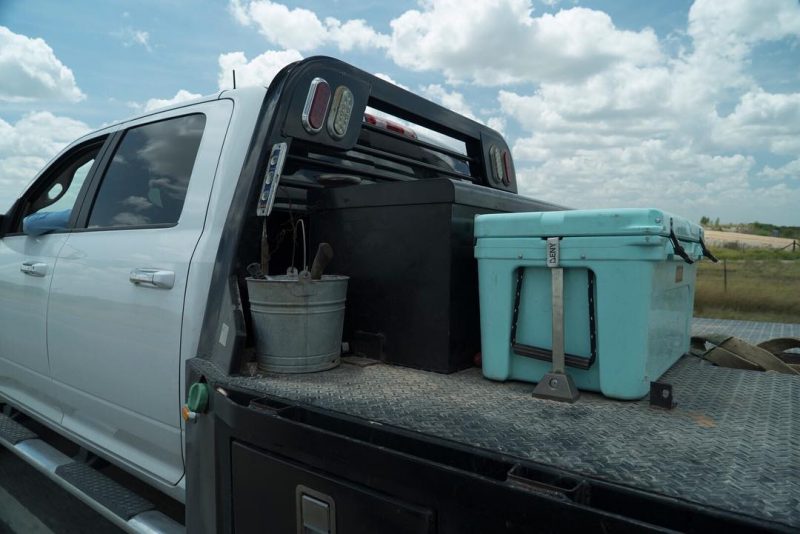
left=197, top=318, right=800, bottom=528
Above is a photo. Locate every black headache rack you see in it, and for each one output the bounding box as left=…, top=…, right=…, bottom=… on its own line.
left=197, top=55, right=560, bottom=376
left=267, top=56, right=518, bottom=213
left=196, top=56, right=532, bottom=376
left=273, top=56, right=516, bottom=193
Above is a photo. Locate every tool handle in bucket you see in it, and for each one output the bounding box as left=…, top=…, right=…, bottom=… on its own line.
left=310, top=243, right=334, bottom=280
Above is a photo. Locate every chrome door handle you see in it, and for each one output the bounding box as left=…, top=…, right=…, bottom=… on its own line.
left=20, top=262, right=48, bottom=277
left=129, top=268, right=175, bottom=289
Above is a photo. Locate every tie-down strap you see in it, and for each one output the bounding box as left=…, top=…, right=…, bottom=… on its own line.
left=690, top=334, right=800, bottom=374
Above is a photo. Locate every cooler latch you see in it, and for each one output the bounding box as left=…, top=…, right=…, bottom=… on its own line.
left=668, top=218, right=695, bottom=264
left=531, top=237, right=580, bottom=403
left=699, top=234, right=719, bottom=263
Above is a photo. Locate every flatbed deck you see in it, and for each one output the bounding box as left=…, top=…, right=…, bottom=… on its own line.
left=194, top=318, right=800, bottom=530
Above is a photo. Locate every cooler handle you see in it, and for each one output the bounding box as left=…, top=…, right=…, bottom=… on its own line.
left=668, top=218, right=695, bottom=265
left=510, top=267, right=597, bottom=370
left=699, top=235, right=719, bottom=263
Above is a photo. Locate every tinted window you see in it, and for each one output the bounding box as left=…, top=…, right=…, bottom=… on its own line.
left=15, top=140, right=105, bottom=233
left=88, top=114, right=205, bottom=228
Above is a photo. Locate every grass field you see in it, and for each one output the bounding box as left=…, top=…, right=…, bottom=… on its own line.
left=694, top=250, right=800, bottom=324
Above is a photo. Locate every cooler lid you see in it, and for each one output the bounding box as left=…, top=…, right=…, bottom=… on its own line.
left=474, top=208, right=702, bottom=241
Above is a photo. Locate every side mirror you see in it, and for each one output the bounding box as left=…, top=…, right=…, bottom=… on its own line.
left=22, top=209, right=72, bottom=236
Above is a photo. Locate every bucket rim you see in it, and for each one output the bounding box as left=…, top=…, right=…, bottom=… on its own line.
left=246, top=274, right=350, bottom=283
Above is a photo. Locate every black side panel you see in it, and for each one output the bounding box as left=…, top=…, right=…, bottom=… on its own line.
left=311, top=200, right=453, bottom=371
left=231, top=442, right=434, bottom=533
left=187, top=385, right=788, bottom=534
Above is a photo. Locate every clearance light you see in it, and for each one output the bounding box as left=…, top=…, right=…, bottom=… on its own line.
left=489, top=145, right=505, bottom=185
left=363, top=112, right=418, bottom=140
left=327, top=85, right=354, bottom=139
left=502, top=150, right=514, bottom=186
left=302, top=77, right=331, bottom=134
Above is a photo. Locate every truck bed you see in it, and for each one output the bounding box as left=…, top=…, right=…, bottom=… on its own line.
left=192, top=318, right=800, bottom=530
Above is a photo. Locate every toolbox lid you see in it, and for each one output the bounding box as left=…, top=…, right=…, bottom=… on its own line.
left=474, top=208, right=702, bottom=241
left=309, top=178, right=565, bottom=212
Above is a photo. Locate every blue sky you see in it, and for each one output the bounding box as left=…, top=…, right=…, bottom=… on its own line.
left=1, top=0, right=799, bottom=225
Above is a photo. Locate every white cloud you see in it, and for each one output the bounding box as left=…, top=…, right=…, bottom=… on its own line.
left=713, top=90, right=800, bottom=155
left=230, top=0, right=388, bottom=52
left=388, top=1, right=662, bottom=86
left=132, top=30, right=151, bottom=51
left=113, top=27, right=153, bottom=52
left=688, top=0, right=800, bottom=50
left=495, top=0, right=800, bottom=225
left=217, top=49, right=303, bottom=90
left=760, top=158, right=800, bottom=182
left=0, top=112, right=91, bottom=212
left=323, top=17, right=390, bottom=52
left=486, top=116, right=507, bottom=136
left=374, top=73, right=409, bottom=91
left=234, top=0, right=326, bottom=50
left=143, top=89, right=203, bottom=112
left=0, top=26, right=85, bottom=102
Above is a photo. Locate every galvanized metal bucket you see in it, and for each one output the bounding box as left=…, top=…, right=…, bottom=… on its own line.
left=246, top=275, right=348, bottom=373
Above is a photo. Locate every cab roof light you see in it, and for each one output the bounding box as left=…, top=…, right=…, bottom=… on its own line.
left=327, top=85, right=354, bottom=140
left=302, top=77, right=331, bottom=134
left=363, top=112, right=418, bottom=140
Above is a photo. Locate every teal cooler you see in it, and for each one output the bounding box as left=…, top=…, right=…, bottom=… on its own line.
left=474, top=208, right=705, bottom=400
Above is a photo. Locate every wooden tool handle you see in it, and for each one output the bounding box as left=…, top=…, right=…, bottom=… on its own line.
left=309, top=243, right=334, bottom=280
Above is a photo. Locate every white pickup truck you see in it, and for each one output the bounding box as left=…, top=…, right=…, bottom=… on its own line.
left=0, top=57, right=795, bottom=534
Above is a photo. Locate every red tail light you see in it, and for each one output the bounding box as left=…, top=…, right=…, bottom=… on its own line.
left=302, top=78, right=331, bottom=133
left=489, top=145, right=514, bottom=187
left=502, top=150, right=514, bottom=186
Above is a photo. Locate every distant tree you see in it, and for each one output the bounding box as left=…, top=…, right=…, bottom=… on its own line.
left=714, top=217, right=720, bottom=229
left=700, top=216, right=710, bottom=226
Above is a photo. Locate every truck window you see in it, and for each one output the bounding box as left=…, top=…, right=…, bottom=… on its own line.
left=87, top=113, right=206, bottom=228
left=15, top=139, right=105, bottom=234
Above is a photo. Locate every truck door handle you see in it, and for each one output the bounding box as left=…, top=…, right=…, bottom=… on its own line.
left=129, top=268, right=175, bottom=289
left=20, top=262, right=48, bottom=277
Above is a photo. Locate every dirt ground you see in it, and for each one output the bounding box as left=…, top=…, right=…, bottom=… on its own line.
left=703, top=230, right=795, bottom=249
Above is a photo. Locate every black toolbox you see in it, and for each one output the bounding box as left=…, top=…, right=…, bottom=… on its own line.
left=309, top=178, right=561, bottom=373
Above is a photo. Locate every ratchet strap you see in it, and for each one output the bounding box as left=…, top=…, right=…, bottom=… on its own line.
left=690, top=334, right=800, bottom=375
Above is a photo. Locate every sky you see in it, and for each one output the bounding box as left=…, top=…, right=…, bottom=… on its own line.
left=1, top=0, right=799, bottom=225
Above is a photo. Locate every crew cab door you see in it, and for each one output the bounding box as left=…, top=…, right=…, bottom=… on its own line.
left=47, top=101, right=232, bottom=485
left=0, top=135, right=110, bottom=423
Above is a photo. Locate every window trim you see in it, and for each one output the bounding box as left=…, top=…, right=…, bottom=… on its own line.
left=3, top=134, right=114, bottom=237
left=74, top=112, right=207, bottom=232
